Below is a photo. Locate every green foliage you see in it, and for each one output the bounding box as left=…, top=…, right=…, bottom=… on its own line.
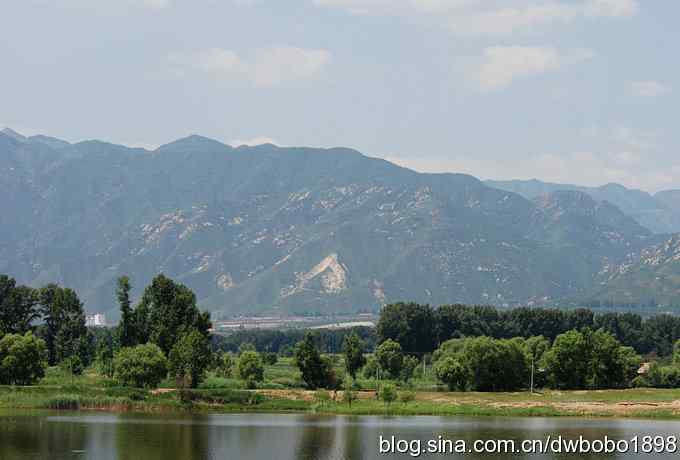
left=113, top=343, right=168, bottom=388
left=463, top=337, right=527, bottom=391
left=294, top=333, right=335, bottom=389
left=375, top=339, right=403, bottom=379
left=0, top=275, right=39, bottom=335
left=399, top=390, right=416, bottom=405
left=363, top=356, right=379, bottom=379
left=117, top=276, right=136, bottom=348
left=342, top=332, right=366, bottom=380
left=378, top=383, right=397, bottom=406
left=237, top=351, right=264, bottom=385
left=639, top=363, right=680, bottom=388
left=213, top=351, right=234, bottom=378
left=377, top=303, right=437, bottom=353
left=238, top=342, right=256, bottom=354
left=400, top=355, right=419, bottom=382
left=96, top=336, right=115, bottom=378
left=168, top=329, right=212, bottom=389
left=38, top=284, right=87, bottom=366
left=434, top=356, right=468, bottom=391
left=0, top=332, right=48, bottom=385
left=543, top=329, right=639, bottom=390
left=342, top=379, right=357, bottom=407
left=59, top=355, right=84, bottom=376
left=134, top=274, right=211, bottom=355
left=262, top=352, right=278, bottom=366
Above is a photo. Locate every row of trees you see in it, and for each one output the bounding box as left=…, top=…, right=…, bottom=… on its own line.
left=0, top=274, right=92, bottom=379
left=377, top=302, right=680, bottom=356
left=431, top=330, right=640, bottom=391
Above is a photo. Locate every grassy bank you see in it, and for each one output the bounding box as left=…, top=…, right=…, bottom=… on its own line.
left=3, top=363, right=680, bottom=419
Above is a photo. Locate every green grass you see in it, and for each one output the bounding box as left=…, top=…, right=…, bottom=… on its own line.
left=4, top=361, right=680, bottom=419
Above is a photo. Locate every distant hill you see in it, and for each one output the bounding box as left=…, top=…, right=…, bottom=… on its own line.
left=1, top=129, right=677, bottom=317
left=486, top=179, right=680, bottom=234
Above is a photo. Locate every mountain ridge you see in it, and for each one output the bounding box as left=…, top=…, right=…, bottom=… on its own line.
left=1, top=129, right=678, bottom=317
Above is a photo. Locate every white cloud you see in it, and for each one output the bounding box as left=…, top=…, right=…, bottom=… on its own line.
left=168, top=46, right=331, bottom=87
left=475, top=46, right=594, bottom=91
left=628, top=80, right=672, bottom=98
left=230, top=136, right=280, bottom=147
left=315, top=0, right=639, bottom=35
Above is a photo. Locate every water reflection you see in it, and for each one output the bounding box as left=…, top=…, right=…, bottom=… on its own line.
left=1, top=411, right=679, bottom=459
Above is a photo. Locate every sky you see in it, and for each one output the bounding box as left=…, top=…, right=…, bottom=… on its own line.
left=1, top=0, right=678, bottom=192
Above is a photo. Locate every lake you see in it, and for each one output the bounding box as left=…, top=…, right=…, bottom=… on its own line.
left=1, top=411, right=679, bottom=459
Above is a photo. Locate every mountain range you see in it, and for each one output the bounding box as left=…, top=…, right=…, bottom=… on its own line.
left=2, top=127, right=679, bottom=318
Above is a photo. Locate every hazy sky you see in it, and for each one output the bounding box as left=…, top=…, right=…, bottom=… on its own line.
left=1, top=0, right=678, bottom=192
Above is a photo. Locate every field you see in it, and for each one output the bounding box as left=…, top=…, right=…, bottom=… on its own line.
left=2, top=357, right=680, bottom=419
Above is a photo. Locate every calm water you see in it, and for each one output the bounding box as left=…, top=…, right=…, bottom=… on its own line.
left=1, top=411, right=679, bottom=459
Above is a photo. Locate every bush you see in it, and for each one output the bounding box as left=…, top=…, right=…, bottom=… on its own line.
left=378, top=383, right=397, bottom=407
left=237, top=351, right=264, bottom=386
left=262, top=352, right=278, bottom=366
left=375, top=340, right=403, bottom=379
left=363, top=356, right=379, bottom=379
left=0, top=332, right=48, bottom=385
left=434, top=356, right=468, bottom=391
left=399, top=390, right=416, bottom=405
left=113, top=344, right=168, bottom=388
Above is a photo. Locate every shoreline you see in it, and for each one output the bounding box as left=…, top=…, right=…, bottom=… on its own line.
left=3, top=386, right=680, bottom=420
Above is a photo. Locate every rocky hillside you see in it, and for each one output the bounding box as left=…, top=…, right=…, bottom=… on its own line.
left=487, top=179, right=680, bottom=234
left=0, top=129, right=675, bottom=317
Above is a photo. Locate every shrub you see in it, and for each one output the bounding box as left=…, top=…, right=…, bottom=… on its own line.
left=262, top=352, right=278, bottom=366
left=434, top=356, right=468, bottom=391
left=399, top=390, right=416, bottom=405
left=378, top=383, right=397, bottom=407
left=375, top=340, right=403, bottom=379
left=237, top=351, right=264, bottom=386
left=0, top=332, right=48, bottom=385
left=113, top=344, right=168, bottom=388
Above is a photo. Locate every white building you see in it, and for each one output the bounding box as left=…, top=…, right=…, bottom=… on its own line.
left=86, top=313, right=107, bottom=327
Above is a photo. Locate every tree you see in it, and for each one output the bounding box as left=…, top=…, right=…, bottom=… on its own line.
left=114, top=344, right=168, bottom=388
left=375, top=339, right=403, bottom=379
left=38, top=284, right=87, bottom=366
left=543, top=330, right=590, bottom=389
left=168, top=329, right=212, bottom=389
left=378, top=383, right=397, bottom=407
left=588, top=330, right=639, bottom=389
left=0, top=332, right=48, bottom=385
left=96, top=336, right=115, bottom=378
left=262, top=352, right=278, bottom=365
left=400, top=355, right=419, bottom=383
left=117, top=276, right=136, bottom=348
left=434, top=356, right=468, bottom=391
left=377, top=303, right=436, bottom=353
left=0, top=275, right=39, bottom=335
left=294, top=333, right=334, bottom=389
left=342, top=333, right=366, bottom=380
left=342, top=379, right=357, bottom=407
left=134, top=274, right=211, bottom=355
left=460, top=337, right=527, bottom=391
left=237, top=351, right=264, bottom=386
left=523, top=335, right=550, bottom=389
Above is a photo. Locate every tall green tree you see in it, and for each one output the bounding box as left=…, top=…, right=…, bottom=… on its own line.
left=543, top=330, right=591, bottom=389
left=375, top=339, right=404, bottom=379
left=38, top=284, right=87, bottom=366
left=342, top=332, right=366, bottom=380
left=168, top=329, right=212, bottom=389
left=0, top=275, right=39, bottom=335
left=294, top=333, right=333, bottom=389
left=117, top=276, right=136, bottom=347
left=0, top=332, right=48, bottom=385
left=134, top=274, right=211, bottom=355
left=377, top=302, right=436, bottom=353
